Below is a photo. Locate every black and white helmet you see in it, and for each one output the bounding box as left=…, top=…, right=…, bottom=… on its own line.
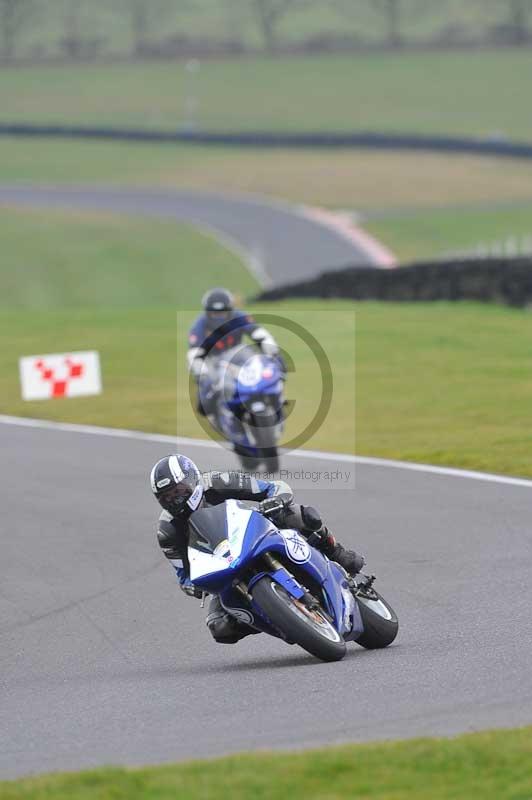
left=202, top=287, right=234, bottom=321
left=150, top=454, right=204, bottom=517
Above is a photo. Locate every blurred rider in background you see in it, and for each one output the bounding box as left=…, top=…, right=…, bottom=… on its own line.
left=187, top=288, right=282, bottom=416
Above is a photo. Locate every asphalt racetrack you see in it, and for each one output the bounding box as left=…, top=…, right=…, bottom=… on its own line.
left=2, top=417, right=532, bottom=779
left=0, top=185, right=380, bottom=286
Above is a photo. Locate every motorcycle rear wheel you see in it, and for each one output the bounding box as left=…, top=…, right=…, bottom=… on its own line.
left=355, top=590, right=398, bottom=649
left=251, top=576, right=346, bottom=662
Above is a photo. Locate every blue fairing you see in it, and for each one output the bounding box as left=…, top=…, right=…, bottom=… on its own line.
left=200, top=346, right=285, bottom=452
left=244, top=525, right=362, bottom=638
left=232, top=358, right=283, bottom=404
left=190, top=505, right=363, bottom=641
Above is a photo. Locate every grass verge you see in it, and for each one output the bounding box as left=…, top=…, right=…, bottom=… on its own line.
left=3, top=51, right=532, bottom=139
left=1, top=207, right=530, bottom=475
left=364, top=203, right=532, bottom=262
left=0, top=206, right=258, bottom=309
left=3, top=137, right=532, bottom=214
left=3, top=137, right=532, bottom=261
left=2, top=725, right=532, bottom=799
left=2, top=299, right=531, bottom=476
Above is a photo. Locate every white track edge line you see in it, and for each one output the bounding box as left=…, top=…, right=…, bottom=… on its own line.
left=0, top=183, right=383, bottom=273
left=176, top=216, right=272, bottom=289
left=1, top=414, right=531, bottom=489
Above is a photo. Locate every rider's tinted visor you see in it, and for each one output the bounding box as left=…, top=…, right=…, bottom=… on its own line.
left=206, top=309, right=231, bottom=321
left=158, top=478, right=197, bottom=514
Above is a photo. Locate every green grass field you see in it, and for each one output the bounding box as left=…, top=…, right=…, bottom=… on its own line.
left=0, top=207, right=258, bottom=309
left=4, top=138, right=532, bottom=213
left=2, top=136, right=532, bottom=261
left=0, top=302, right=356, bottom=457
left=2, top=207, right=532, bottom=475
left=3, top=300, right=530, bottom=475
left=2, top=726, right=532, bottom=799
left=3, top=50, right=532, bottom=139
left=365, top=203, right=532, bottom=261
left=3, top=45, right=532, bottom=261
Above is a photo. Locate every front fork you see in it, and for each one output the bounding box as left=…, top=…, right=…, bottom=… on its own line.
left=234, top=553, right=319, bottom=612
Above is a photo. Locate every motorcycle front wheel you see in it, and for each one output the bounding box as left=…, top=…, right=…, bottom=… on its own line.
left=253, top=419, right=280, bottom=472
left=233, top=444, right=261, bottom=471
left=251, top=576, right=346, bottom=662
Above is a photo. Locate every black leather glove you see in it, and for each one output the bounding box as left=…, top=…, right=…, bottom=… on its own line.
left=258, top=497, right=286, bottom=515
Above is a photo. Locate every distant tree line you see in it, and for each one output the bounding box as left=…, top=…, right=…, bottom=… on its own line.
left=2, top=0, right=532, bottom=63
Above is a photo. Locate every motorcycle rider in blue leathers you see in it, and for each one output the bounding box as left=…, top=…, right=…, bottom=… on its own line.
left=187, top=287, right=281, bottom=416
left=150, top=454, right=365, bottom=644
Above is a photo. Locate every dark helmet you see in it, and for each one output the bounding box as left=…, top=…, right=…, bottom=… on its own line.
left=202, top=287, right=234, bottom=321
left=150, top=454, right=204, bottom=517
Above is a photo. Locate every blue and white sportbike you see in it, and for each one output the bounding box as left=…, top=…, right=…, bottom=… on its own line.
left=187, top=497, right=398, bottom=662
left=199, top=344, right=285, bottom=471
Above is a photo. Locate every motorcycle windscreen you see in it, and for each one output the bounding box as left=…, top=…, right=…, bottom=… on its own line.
left=187, top=504, right=232, bottom=581
left=224, top=499, right=274, bottom=561
left=188, top=504, right=228, bottom=553
left=187, top=500, right=272, bottom=581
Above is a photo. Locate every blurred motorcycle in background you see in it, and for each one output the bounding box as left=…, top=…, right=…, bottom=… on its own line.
left=198, top=344, right=285, bottom=472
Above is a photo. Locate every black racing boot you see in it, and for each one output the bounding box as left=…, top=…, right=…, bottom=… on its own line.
left=313, top=527, right=365, bottom=576
left=326, top=540, right=365, bottom=576
left=300, top=507, right=366, bottom=577
left=206, top=596, right=259, bottom=644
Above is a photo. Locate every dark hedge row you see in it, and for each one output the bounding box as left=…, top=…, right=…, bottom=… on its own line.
left=2, top=124, right=532, bottom=159
left=256, top=257, right=532, bottom=307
